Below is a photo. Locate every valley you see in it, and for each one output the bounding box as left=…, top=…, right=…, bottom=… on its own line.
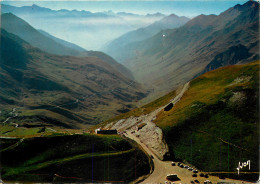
left=0, top=1, right=259, bottom=183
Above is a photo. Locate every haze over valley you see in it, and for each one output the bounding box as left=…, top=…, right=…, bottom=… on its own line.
left=0, top=1, right=259, bottom=183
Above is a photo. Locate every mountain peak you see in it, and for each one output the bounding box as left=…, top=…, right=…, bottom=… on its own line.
left=168, top=13, right=179, bottom=18
left=2, top=12, right=20, bottom=20
left=146, top=12, right=165, bottom=17
left=244, top=0, right=259, bottom=7
left=32, top=4, right=39, bottom=7
left=234, top=0, right=259, bottom=10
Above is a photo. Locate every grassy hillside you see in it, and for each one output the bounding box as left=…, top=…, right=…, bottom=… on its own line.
left=1, top=134, right=151, bottom=183
left=155, top=61, right=259, bottom=181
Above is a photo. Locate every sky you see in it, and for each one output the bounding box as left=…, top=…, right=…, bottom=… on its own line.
left=1, top=1, right=249, bottom=17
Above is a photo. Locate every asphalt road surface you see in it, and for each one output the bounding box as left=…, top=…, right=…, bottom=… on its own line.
left=125, top=132, right=254, bottom=184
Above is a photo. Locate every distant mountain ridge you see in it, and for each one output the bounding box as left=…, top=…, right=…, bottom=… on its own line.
left=103, top=13, right=189, bottom=60
left=1, top=13, right=134, bottom=79
left=113, top=1, right=259, bottom=94
left=1, top=4, right=165, bottom=18
left=1, top=4, right=166, bottom=50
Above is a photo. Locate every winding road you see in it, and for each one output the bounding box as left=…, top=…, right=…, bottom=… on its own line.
left=2, top=108, right=18, bottom=124
left=125, top=131, right=252, bottom=184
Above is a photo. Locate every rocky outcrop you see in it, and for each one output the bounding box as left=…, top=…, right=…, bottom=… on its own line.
left=105, top=107, right=168, bottom=160
left=105, top=82, right=190, bottom=160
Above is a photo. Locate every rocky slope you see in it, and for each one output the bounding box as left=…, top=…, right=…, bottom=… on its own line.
left=103, top=82, right=190, bottom=160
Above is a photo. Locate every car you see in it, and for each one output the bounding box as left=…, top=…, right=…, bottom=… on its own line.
left=177, top=162, right=181, bottom=166
left=199, top=173, right=205, bottom=177
left=166, top=174, right=178, bottom=180
left=165, top=181, right=168, bottom=184
left=190, top=181, right=195, bottom=184
left=204, top=174, right=209, bottom=178
left=180, top=164, right=184, bottom=168
left=194, top=179, right=200, bottom=183
left=171, top=162, right=176, bottom=166
left=184, top=165, right=189, bottom=168
left=192, top=174, right=198, bottom=177
left=188, top=167, right=193, bottom=171
left=193, top=170, right=198, bottom=173
left=204, top=180, right=212, bottom=184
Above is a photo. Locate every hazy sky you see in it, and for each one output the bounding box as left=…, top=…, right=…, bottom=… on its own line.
left=2, top=1, right=248, bottom=17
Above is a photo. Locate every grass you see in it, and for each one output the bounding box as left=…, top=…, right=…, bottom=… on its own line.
left=155, top=61, right=259, bottom=129
left=0, top=124, right=50, bottom=137
left=3, top=148, right=135, bottom=177
left=1, top=134, right=151, bottom=182
left=153, top=61, right=259, bottom=181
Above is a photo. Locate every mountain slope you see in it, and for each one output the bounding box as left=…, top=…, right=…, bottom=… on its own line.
left=102, top=61, right=259, bottom=182
left=38, top=29, right=134, bottom=79
left=1, top=13, right=80, bottom=56
left=115, top=1, right=259, bottom=94
left=103, top=14, right=189, bottom=61
left=155, top=61, right=259, bottom=181
left=38, top=29, right=86, bottom=52
left=79, top=51, right=134, bottom=79
left=1, top=13, right=134, bottom=79
left=0, top=29, right=147, bottom=128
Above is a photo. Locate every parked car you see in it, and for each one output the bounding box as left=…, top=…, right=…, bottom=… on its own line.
left=199, top=173, right=205, bottom=177
left=204, top=180, right=212, bottom=184
left=193, top=170, right=198, bottom=173
left=192, top=174, right=198, bottom=177
left=194, top=179, right=200, bottom=183
left=171, top=162, right=176, bottom=166
left=166, top=174, right=178, bottom=180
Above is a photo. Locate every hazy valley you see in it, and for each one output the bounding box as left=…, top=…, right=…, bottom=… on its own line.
left=0, top=1, right=259, bottom=183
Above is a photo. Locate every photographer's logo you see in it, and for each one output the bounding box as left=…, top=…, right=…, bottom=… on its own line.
left=237, top=160, right=250, bottom=175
